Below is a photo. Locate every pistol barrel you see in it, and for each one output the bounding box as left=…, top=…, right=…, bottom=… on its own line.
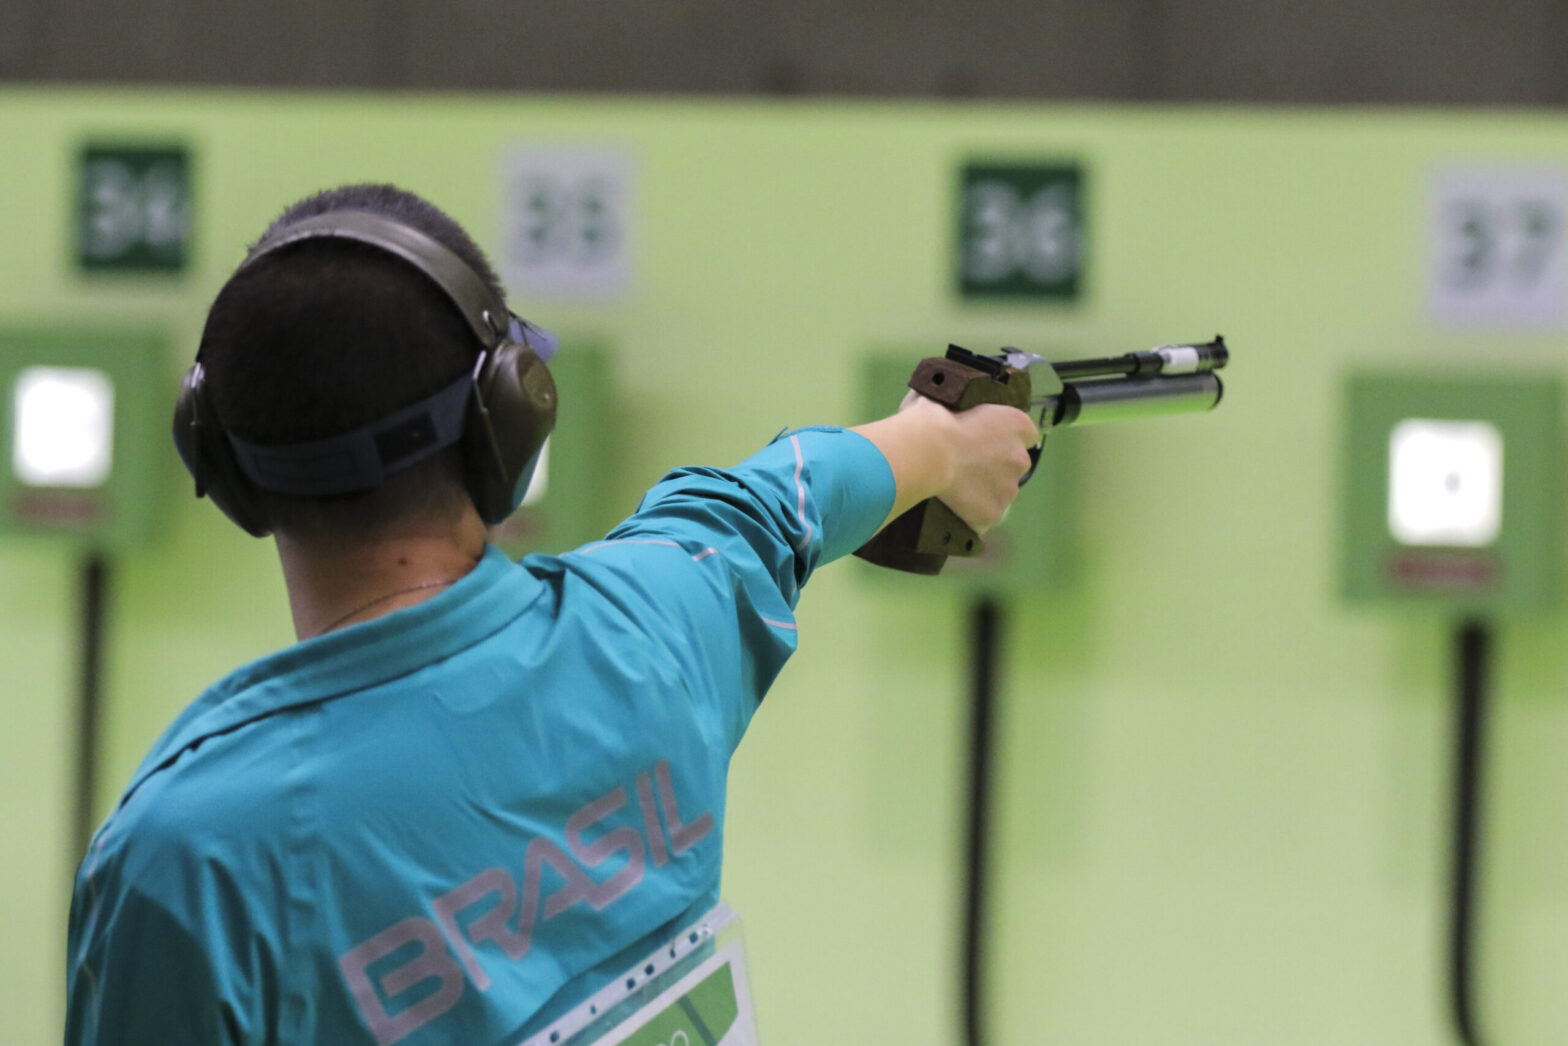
left=1050, top=337, right=1229, bottom=382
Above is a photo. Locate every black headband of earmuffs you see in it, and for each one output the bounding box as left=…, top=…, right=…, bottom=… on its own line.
left=215, top=212, right=556, bottom=496
left=175, top=208, right=560, bottom=536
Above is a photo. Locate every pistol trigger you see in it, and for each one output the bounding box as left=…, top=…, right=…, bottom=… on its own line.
left=1020, top=443, right=1043, bottom=486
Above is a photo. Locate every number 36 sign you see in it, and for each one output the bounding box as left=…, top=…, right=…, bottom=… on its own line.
left=1429, top=168, right=1567, bottom=326
left=956, top=161, right=1084, bottom=302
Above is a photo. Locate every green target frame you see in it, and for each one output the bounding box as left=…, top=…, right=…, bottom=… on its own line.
left=1340, top=371, right=1564, bottom=615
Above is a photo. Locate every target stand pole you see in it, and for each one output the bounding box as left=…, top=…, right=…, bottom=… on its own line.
left=73, top=551, right=109, bottom=860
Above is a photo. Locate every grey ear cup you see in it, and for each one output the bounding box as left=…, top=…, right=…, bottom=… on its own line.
left=464, top=335, right=558, bottom=524
left=174, top=210, right=558, bottom=534
left=172, top=361, right=272, bottom=537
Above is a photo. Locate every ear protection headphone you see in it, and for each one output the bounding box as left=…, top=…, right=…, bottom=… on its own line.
left=173, top=209, right=558, bottom=537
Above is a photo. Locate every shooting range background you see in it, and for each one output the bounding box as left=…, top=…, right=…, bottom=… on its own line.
left=2, top=92, right=1567, bottom=1044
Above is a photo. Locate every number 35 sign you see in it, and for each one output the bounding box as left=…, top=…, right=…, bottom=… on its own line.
left=1428, top=168, right=1567, bottom=326
left=502, top=148, right=631, bottom=301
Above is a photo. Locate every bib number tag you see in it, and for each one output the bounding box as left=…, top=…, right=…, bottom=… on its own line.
left=519, top=905, right=758, bottom=1046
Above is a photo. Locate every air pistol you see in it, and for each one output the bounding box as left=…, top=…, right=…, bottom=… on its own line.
left=854, top=336, right=1230, bottom=575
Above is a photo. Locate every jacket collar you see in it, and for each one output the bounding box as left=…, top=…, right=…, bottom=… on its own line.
left=120, top=544, right=538, bottom=806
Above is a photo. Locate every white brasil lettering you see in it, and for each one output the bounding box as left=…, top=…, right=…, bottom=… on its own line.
left=337, top=759, right=715, bottom=1046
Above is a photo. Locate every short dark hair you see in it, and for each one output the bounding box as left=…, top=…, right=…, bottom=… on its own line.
left=198, top=184, right=504, bottom=539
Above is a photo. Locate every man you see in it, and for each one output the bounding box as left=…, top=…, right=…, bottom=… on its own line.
left=65, top=183, right=1036, bottom=1044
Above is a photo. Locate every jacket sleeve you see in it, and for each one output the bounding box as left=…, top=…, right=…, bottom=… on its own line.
left=560, top=427, right=896, bottom=745
left=66, top=815, right=282, bottom=1046
left=67, top=880, right=239, bottom=1045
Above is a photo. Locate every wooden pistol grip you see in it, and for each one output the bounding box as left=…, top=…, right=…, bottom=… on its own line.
left=853, top=497, right=981, bottom=574
left=853, top=354, right=1016, bottom=574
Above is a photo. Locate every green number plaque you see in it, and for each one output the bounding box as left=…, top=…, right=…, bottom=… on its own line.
left=956, top=161, right=1084, bottom=301
left=76, top=143, right=192, bottom=274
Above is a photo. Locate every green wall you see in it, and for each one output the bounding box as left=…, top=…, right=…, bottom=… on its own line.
left=3, top=91, right=1566, bottom=1045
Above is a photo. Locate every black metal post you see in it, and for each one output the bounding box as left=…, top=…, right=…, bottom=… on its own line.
left=1448, top=619, right=1491, bottom=1046
left=74, top=552, right=109, bottom=859
left=962, top=596, right=1002, bottom=1046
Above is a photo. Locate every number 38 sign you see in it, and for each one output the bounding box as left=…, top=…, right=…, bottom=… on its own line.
left=1429, top=169, right=1567, bottom=326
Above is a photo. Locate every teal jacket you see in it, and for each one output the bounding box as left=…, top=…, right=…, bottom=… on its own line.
left=66, top=428, right=894, bottom=1045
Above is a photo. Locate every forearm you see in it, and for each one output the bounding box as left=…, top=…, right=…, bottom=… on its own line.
left=850, top=399, right=960, bottom=528
left=610, top=427, right=896, bottom=593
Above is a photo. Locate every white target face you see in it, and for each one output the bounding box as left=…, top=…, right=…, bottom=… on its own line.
left=12, top=366, right=115, bottom=488
left=1387, top=419, right=1503, bottom=547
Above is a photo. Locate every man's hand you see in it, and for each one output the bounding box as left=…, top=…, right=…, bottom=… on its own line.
left=851, top=393, right=1037, bottom=535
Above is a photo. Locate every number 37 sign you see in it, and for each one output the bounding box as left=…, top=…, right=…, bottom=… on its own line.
left=1428, top=168, right=1567, bottom=326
